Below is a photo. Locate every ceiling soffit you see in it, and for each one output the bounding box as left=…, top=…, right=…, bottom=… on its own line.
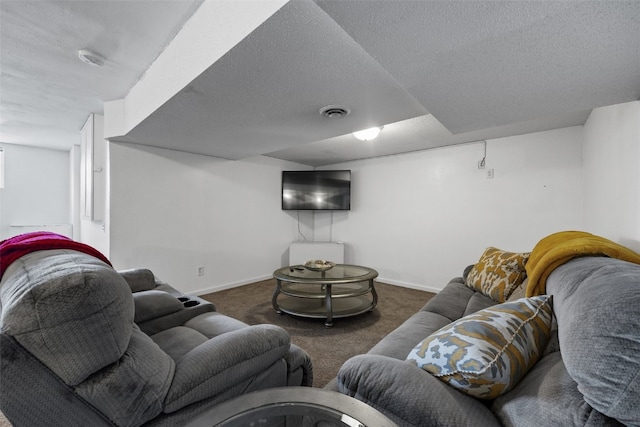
left=116, top=0, right=427, bottom=160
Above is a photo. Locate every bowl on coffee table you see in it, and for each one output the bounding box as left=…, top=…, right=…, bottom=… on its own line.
left=303, top=259, right=336, bottom=272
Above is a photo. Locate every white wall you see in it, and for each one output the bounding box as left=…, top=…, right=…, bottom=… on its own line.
left=583, top=101, right=640, bottom=252
left=80, top=213, right=109, bottom=257
left=109, top=142, right=307, bottom=294
left=109, top=127, right=584, bottom=294
left=317, top=127, right=585, bottom=292
left=0, top=143, right=71, bottom=239
left=70, top=145, right=81, bottom=240
left=78, top=115, right=110, bottom=257
left=8, top=103, right=639, bottom=296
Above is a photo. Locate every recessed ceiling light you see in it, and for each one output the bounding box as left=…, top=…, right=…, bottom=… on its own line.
left=319, top=105, right=351, bottom=119
left=78, top=49, right=105, bottom=67
left=353, top=126, right=383, bottom=141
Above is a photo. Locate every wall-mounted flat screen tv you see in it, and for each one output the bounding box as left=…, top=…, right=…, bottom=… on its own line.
left=282, top=170, right=351, bottom=211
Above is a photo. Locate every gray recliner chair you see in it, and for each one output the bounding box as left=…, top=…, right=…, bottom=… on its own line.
left=0, top=249, right=312, bottom=427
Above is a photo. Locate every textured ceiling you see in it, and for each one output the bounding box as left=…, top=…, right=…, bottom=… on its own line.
left=2, top=1, right=639, bottom=166
left=0, top=0, right=203, bottom=149
left=317, top=0, right=640, bottom=134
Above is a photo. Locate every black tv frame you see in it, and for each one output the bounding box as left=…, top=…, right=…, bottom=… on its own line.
left=281, top=170, right=351, bottom=211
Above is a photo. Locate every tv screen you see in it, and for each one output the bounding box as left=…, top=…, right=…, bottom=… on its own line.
left=282, top=170, right=351, bottom=211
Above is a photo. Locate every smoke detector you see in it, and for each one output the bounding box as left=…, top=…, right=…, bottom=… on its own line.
left=78, top=49, right=105, bottom=67
left=319, top=105, right=351, bottom=119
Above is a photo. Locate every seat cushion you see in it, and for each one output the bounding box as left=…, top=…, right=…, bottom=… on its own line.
left=151, top=326, right=209, bottom=363
left=184, top=312, right=250, bottom=338
left=163, top=325, right=291, bottom=413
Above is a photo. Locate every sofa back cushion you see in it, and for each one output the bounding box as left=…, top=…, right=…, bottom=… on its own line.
left=1, top=250, right=134, bottom=385
left=423, top=278, right=495, bottom=322
left=547, top=256, right=640, bottom=426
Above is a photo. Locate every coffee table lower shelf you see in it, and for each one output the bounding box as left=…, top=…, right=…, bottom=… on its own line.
left=276, top=295, right=375, bottom=322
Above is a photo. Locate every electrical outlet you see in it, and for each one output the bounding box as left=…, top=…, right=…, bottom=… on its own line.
left=197, top=266, right=205, bottom=276
left=487, top=169, right=494, bottom=179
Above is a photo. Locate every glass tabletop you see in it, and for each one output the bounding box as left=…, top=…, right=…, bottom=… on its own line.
left=183, top=387, right=398, bottom=427
left=274, top=264, right=378, bottom=283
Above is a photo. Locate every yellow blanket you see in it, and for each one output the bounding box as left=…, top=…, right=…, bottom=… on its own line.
left=525, top=230, right=640, bottom=297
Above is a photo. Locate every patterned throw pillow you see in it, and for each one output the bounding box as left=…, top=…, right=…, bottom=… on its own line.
left=466, top=247, right=530, bottom=302
left=506, top=279, right=527, bottom=302
left=406, top=296, right=553, bottom=399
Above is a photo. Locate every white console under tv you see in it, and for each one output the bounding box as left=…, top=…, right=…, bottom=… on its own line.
left=289, top=241, right=345, bottom=265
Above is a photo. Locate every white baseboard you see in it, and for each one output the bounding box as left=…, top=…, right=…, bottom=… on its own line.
left=193, top=274, right=273, bottom=296
left=193, top=274, right=444, bottom=296
left=376, top=277, right=443, bottom=294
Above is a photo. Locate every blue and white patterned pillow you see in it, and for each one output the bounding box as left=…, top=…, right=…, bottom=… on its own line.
left=406, top=295, right=553, bottom=399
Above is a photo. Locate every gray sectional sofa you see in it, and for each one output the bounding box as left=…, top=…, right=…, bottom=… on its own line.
left=0, top=249, right=312, bottom=427
left=327, top=256, right=640, bottom=427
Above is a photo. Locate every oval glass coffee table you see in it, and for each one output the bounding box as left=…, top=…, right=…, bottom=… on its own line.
left=183, top=387, right=398, bottom=427
left=272, top=264, right=378, bottom=327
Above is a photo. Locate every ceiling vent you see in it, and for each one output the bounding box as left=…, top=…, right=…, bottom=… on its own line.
left=319, top=105, right=351, bottom=119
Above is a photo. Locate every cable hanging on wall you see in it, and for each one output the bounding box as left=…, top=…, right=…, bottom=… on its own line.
left=476, top=140, right=494, bottom=179
left=478, top=140, right=487, bottom=169
left=297, top=211, right=308, bottom=241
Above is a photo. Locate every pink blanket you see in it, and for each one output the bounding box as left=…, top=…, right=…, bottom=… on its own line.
left=0, top=231, right=111, bottom=279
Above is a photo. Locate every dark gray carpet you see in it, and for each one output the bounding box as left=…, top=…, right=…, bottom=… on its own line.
left=200, top=279, right=434, bottom=387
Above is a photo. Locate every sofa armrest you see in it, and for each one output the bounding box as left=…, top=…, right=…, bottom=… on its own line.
left=134, top=293, right=216, bottom=335
left=337, top=354, right=501, bottom=427
left=119, top=269, right=189, bottom=299
left=164, top=324, right=291, bottom=412
left=284, top=343, right=313, bottom=386
left=133, top=290, right=184, bottom=323
left=119, top=268, right=157, bottom=292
